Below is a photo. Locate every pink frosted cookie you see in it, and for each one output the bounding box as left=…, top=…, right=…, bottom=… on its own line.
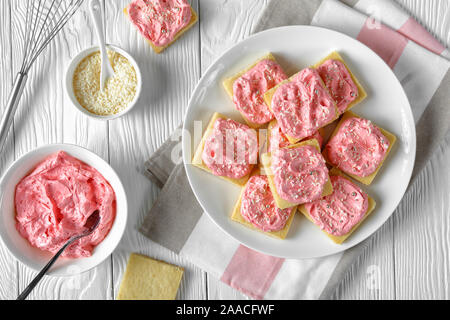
left=272, top=145, right=329, bottom=204
left=125, top=0, right=197, bottom=53
left=193, top=113, right=258, bottom=186
left=299, top=170, right=376, bottom=244
left=261, top=140, right=333, bottom=209
left=304, top=175, right=368, bottom=237
left=312, top=51, right=367, bottom=113
left=223, top=54, right=287, bottom=128
left=324, top=112, right=396, bottom=185
left=269, top=68, right=337, bottom=143
left=202, top=118, right=258, bottom=179
left=317, top=59, right=358, bottom=114
left=240, top=175, right=293, bottom=232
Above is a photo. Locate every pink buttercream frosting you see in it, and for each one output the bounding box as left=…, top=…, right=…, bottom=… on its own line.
left=317, top=59, right=359, bottom=114
left=202, top=118, right=258, bottom=179
left=325, top=117, right=390, bottom=177
left=269, top=121, right=324, bottom=154
left=304, top=175, right=369, bottom=236
left=15, top=151, right=116, bottom=258
left=233, top=59, right=287, bottom=125
left=272, top=145, right=329, bottom=204
left=271, top=68, right=336, bottom=141
left=240, top=175, right=292, bottom=232
left=128, top=0, right=192, bottom=47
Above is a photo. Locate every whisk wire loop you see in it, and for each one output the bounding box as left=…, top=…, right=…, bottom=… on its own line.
left=0, top=0, right=84, bottom=153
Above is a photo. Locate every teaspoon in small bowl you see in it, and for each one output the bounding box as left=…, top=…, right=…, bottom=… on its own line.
left=89, top=0, right=115, bottom=91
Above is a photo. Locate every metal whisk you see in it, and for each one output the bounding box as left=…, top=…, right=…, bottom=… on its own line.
left=0, top=0, right=84, bottom=153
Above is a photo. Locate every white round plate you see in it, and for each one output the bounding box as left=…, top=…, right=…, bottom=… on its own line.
left=0, top=144, right=128, bottom=276
left=183, top=26, right=416, bottom=259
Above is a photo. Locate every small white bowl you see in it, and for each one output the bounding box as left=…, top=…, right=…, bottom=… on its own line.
left=0, top=144, right=128, bottom=276
left=65, top=44, right=142, bottom=120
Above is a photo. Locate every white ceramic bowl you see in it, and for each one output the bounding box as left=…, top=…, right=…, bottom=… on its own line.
left=65, top=44, right=142, bottom=120
left=0, top=144, right=128, bottom=276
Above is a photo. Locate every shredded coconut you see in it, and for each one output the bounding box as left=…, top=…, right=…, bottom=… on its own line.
left=73, top=50, right=137, bottom=116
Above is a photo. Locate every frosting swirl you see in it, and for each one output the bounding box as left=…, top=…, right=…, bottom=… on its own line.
left=241, top=175, right=292, bottom=232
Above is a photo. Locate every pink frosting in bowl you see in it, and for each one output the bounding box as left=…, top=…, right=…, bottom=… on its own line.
left=128, top=0, right=192, bottom=47
left=271, top=68, right=336, bottom=141
left=272, top=145, right=329, bottom=205
left=15, top=151, right=116, bottom=259
left=240, top=175, right=292, bottom=232
left=0, top=144, right=128, bottom=276
left=325, top=116, right=390, bottom=177
left=304, top=175, right=369, bottom=236
left=233, top=59, right=287, bottom=125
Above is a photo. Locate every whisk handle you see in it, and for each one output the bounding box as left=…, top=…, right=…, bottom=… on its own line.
left=0, top=72, right=28, bottom=153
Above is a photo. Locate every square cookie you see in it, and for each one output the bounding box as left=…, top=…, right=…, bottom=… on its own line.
left=261, top=139, right=333, bottom=209
left=312, top=51, right=367, bottom=114
left=192, top=112, right=257, bottom=186
left=263, top=69, right=339, bottom=145
left=230, top=169, right=297, bottom=239
left=298, top=168, right=376, bottom=244
left=117, top=253, right=184, bottom=300
left=124, top=2, right=198, bottom=54
left=223, top=53, right=287, bottom=128
left=323, top=111, right=397, bottom=185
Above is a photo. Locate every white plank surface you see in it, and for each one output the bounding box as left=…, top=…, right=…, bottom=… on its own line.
left=11, top=0, right=112, bottom=300
left=0, top=0, right=18, bottom=301
left=0, top=0, right=449, bottom=300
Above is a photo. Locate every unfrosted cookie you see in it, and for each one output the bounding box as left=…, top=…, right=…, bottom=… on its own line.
left=117, top=253, right=184, bottom=300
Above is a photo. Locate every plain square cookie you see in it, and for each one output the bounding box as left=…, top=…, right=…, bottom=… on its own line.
left=117, top=253, right=184, bottom=300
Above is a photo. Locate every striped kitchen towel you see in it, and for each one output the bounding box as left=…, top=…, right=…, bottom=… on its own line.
left=140, top=0, right=450, bottom=299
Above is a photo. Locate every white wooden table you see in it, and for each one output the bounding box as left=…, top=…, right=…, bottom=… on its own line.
left=0, top=0, right=449, bottom=300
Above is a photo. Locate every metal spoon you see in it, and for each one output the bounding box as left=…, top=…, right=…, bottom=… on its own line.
left=17, top=210, right=101, bottom=300
left=89, top=0, right=115, bottom=91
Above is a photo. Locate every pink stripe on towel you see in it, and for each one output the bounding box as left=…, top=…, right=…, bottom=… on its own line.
left=398, top=17, right=445, bottom=55
left=357, top=19, right=408, bottom=69
left=220, top=245, right=284, bottom=300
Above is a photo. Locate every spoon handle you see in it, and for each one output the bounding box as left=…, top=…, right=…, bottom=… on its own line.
left=16, top=239, right=75, bottom=300
left=89, top=0, right=106, bottom=49
left=89, top=0, right=111, bottom=91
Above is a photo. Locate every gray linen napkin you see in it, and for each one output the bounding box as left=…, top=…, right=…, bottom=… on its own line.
left=140, top=0, right=450, bottom=299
